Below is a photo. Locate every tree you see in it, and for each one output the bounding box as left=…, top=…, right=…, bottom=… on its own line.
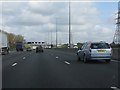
left=77, top=43, right=83, bottom=48
left=7, top=33, right=24, bottom=49
left=15, top=35, right=24, bottom=42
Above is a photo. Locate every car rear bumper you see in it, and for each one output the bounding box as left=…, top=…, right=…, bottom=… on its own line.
left=90, top=56, right=112, bottom=60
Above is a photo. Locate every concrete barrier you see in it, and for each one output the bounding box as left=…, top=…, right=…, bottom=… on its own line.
left=52, top=48, right=78, bottom=53
left=49, top=48, right=120, bottom=61
left=112, top=48, right=120, bottom=61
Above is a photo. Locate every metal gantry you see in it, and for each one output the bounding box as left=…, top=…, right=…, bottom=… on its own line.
left=113, top=1, right=120, bottom=44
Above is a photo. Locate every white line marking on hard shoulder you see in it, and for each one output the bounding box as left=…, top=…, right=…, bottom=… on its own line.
left=12, top=63, right=17, bottom=67
left=111, top=60, right=120, bottom=63
left=64, top=61, right=70, bottom=65
left=111, top=86, right=120, bottom=90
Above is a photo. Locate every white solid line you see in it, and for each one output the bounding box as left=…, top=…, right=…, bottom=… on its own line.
left=12, top=63, right=17, bottom=67
left=111, top=60, right=120, bottom=63
left=64, top=61, right=70, bottom=65
left=111, top=87, right=120, bottom=90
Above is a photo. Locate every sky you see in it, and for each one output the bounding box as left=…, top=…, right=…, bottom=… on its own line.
left=0, top=0, right=119, bottom=44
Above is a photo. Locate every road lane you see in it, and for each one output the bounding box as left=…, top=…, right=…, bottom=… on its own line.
left=3, top=50, right=75, bottom=88
left=2, top=49, right=119, bottom=88
left=2, top=50, right=35, bottom=69
left=45, top=49, right=118, bottom=88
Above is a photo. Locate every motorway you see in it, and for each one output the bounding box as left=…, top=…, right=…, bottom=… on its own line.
left=2, top=49, right=119, bottom=88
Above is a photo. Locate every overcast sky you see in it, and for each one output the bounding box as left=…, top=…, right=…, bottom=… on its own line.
left=0, top=0, right=119, bottom=44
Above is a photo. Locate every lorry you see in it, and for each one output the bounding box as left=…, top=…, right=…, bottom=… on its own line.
left=16, top=42, right=24, bottom=51
left=0, top=30, right=9, bottom=55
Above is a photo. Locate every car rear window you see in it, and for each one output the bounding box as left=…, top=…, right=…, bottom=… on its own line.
left=91, top=43, right=110, bottom=49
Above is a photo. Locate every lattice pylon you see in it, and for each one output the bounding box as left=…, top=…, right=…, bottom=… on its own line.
left=113, top=1, right=120, bottom=44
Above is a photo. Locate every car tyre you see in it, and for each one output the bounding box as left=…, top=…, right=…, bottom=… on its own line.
left=83, top=55, right=87, bottom=63
left=77, top=55, right=81, bottom=61
left=16, top=49, right=19, bottom=52
left=105, top=60, right=111, bottom=63
left=76, top=53, right=80, bottom=61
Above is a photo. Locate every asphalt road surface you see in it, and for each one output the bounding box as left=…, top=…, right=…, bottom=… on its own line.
left=2, top=49, right=119, bottom=88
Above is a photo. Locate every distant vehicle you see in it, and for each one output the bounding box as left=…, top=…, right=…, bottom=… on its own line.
left=26, top=47, right=32, bottom=51
left=77, top=41, right=112, bottom=63
left=24, top=44, right=32, bottom=51
left=36, top=45, right=43, bottom=53
left=32, top=46, right=37, bottom=50
left=0, top=30, right=9, bottom=55
left=16, top=42, right=24, bottom=51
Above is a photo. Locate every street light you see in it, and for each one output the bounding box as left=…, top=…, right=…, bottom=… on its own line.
left=55, top=17, right=63, bottom=48
left=56, top=18, right=58, bottom=48
left=68, top=0, right=71, bottom=48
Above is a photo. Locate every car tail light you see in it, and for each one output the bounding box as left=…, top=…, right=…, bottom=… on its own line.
left=111, top=48, right=112, bottom=54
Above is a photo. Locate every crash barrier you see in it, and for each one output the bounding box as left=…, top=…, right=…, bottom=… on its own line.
left=50, top=48, right=120, bottom=61
left=51, top=48, right=78, bottom=53
left=112, top=48, right=120, bottom=61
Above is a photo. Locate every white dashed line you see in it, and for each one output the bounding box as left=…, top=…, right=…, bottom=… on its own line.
left=75, top=54, right=77, bottom=55
left=111, top=86, right=120, bottom=90
left=64, top=61, right=70, bottom=65
left=12, top=63, right=17, bottom=67
left=56, top=56, right=59, bottom=59
left=23, top=57, right=26, bottom=59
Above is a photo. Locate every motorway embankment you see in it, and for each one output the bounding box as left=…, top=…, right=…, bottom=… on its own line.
left=49, top=48, right=120, bottom=61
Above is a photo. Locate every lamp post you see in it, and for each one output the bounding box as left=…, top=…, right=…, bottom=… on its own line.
left=56, top=18, right=58, bottom=48
left=51, top=30, right=53, bottom=48
left=68, top=0, right=71, bottom=48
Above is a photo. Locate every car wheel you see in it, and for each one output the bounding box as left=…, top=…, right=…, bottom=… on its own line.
left=83, top=55, right=87, bottom=63
left=76, top=53, right=80, bottom=61
left=7, top=50, right=9, bottom=54
left=77, top=55, right=81, bottom=61
left=105, top=60, right=111, bottom=63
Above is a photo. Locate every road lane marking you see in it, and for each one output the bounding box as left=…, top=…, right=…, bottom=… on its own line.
left=56, top=56, right=59, bottom=59
left=12, top=63, right=17, bottom=67
left=75, top=53, right=77, bottom=55
left=110, top=86, right=120, bottom=90
left=111, top=60, right=120, bottom=63
left=64, top=61, right=70, bottom=65
left=23, top=57, right=26, bottom=59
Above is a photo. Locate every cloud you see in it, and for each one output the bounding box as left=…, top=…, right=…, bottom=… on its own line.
left=2, top=2, right=27, bottom=15
left=28, top=2, right=68, bottom=15
left=7, top=12, right=51, bottom=26
left=1, top=1, right=116, bottom=44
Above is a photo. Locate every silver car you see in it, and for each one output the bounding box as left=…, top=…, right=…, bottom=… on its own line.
left=77, top=41, right=112, bottom=63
